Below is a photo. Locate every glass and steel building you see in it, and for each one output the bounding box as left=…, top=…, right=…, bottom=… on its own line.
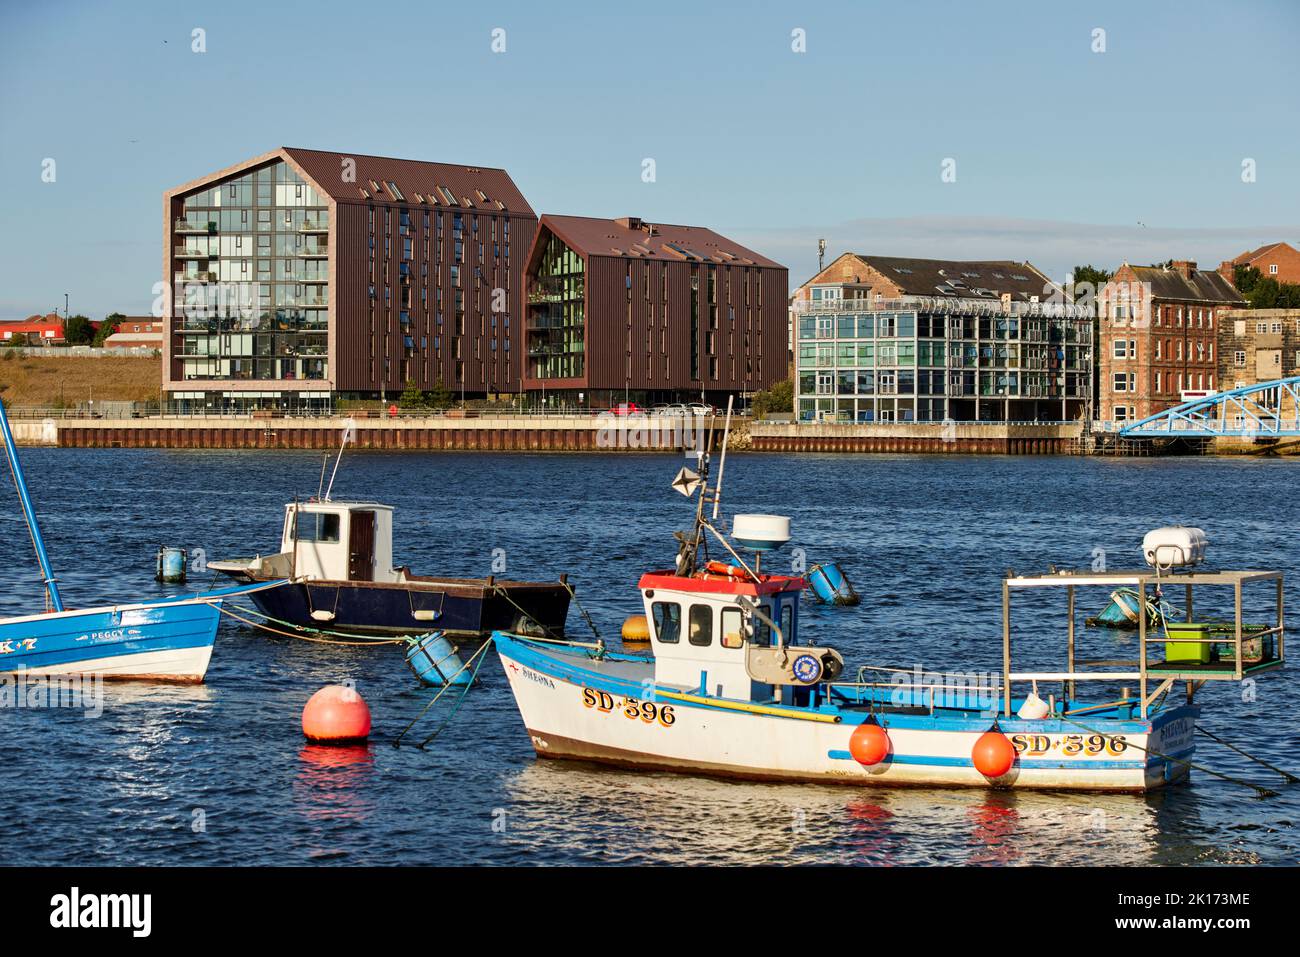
left=792, top=255, right=1093, bottom=423
left=163, top=147, right=536, bottom=413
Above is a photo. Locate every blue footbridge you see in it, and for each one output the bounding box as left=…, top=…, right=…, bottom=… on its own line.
left=1118, top=376, right=1300, bottom=440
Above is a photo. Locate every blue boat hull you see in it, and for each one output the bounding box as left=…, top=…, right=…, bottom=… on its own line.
left=0, top=583, right=281, bottom=682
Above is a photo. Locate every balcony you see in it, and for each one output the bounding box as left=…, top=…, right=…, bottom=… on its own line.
left=174, top=247, right=211, bottom=259
left=299, top=220, right=329, bottom=233
left=175, top=219, right=215, bottom=234
left=297, top=248, right=329, bottom=257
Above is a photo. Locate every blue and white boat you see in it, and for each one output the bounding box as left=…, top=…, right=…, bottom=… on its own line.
left=493, top=418, right=1288, bottom=793
left=0, top=398, right=279, bottom=683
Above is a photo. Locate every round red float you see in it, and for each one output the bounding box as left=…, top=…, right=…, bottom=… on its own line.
left=971, top=729, right=1016, bottom=778
left=302, top=684, right=372, bottom=744
left=848, top=721, right=890, bottom=766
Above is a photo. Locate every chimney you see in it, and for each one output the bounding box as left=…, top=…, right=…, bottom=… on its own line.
left=614, top=216, right=642, bottom=231
left=1171, top=260, right=1197, bottom=279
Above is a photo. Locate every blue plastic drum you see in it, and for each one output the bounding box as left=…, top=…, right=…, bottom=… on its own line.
left=405, top=631, right=471, bottom=686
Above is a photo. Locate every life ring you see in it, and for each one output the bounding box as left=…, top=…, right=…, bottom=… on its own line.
left=702, top=560, right=748, bottom=579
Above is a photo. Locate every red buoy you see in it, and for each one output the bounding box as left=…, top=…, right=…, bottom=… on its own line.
left=972, top=729, right=1016, bottom=778
left=302, top=685, right=371, bottom=744
left=848, top=721, right=891, bottom=766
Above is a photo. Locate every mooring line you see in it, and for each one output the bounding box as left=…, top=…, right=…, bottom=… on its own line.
left=1196, top=724, right=1300, bottom=784
left=1058, top=713, right=1279, bottom=799
left=392, top=638, right=493, bottom=749
left=215, top=602, right=409, bottom=646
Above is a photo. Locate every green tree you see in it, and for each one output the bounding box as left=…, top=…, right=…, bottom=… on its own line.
left=93, top=312, right=125, bottom=347
left=399, top=379, right=427, bottom=410
left=426, top=378, right=453, bottom=410
left=1069, top=265, right=1112, bottom=290
left=753, top=378, right=793, bottom=417
left=1233, top=264, right=1261, bottom=296
left=62, top=314, right=95, bottom=345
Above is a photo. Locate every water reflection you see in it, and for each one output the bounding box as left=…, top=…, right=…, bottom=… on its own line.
left=294, top=744, right=377, bottom=824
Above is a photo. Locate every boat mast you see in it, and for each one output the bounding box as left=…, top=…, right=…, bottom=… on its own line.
left=0, top=398, right=65, bottom=612
left=323, top=419, right=356, bottom=502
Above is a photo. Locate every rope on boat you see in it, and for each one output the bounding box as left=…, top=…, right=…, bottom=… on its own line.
left=1195, top=724, right=1300, bottom=784
left=393, top=639, right=493, bottom=749
left=215, top=602, right=410, bottom=646
left=561, top=579, right=604, bottom=645
left=1057, top=713, right=1280, bottom=799
left=487, top=579, right=605, bottom=656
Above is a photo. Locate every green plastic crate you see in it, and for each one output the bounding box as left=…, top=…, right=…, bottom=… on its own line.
left=1163, top=623, right=1213, bottom=664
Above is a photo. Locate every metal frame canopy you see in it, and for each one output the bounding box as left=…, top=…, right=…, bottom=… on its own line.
left=1001, top=568, right=1286, bottom=718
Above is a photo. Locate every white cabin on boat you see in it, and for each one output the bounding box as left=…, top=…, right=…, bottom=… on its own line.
left=211, top=501, right=403, bottom=584
left=638, top=569, right=842, bottom=703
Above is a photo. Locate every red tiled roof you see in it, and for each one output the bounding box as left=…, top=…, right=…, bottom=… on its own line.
left=1229, top=242, right=1294, bottom=266
left=282, top=147, right=534, bottom=216
left=539, top=214, right=782, bottom=268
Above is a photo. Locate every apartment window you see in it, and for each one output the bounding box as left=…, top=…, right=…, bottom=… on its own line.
left=1270, top=264, right=1279, bottom=275
left=1272, top=321, right=1283, bottom=334
left=1112, top=340, right=1127, bottom=360
left=1155, top=371, right=1162, bottom=393
left=1155, top=340, right=1163, bottom=360
left=1257, top=322, right=1268, bottom=334
left=1113, top=372, right=1127, bottom=392
left=1235, top=350, right=1246, bottom=367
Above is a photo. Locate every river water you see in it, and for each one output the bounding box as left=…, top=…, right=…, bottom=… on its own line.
left=1, top=449, right=1297, bottom=865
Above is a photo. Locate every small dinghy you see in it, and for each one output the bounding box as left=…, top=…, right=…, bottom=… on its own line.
left=0, top=398, right=279, bottom=682
left=491, top=407, right=1288, bottom=793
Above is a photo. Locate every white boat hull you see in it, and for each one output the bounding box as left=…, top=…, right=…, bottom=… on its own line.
left=497, top=640, right=1195, bottom=793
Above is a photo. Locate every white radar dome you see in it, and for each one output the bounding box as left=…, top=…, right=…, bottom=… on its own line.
left=731, top=514, right=791, bottom=552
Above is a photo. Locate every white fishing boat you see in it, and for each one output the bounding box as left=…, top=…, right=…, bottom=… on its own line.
left=492, top=407, right=1287, bottom=793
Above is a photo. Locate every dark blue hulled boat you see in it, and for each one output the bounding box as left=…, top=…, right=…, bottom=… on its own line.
left=0, top=398, right=279, bottom=682
left=208, top=499, right=572, bottom=640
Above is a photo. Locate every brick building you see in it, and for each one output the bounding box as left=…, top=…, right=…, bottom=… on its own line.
left=1097, top=261, right=1244, bottom=423
left=1218, top=242, right=1300, bottom=286
left=522, top=215, right=787, bottom=407
left=1217, top=309, right=1300, bottom=390
left=1, top=313, right=65, bottom=345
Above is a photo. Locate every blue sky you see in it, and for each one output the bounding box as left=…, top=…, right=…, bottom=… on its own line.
left=1, top=0, right=1297, bottom=318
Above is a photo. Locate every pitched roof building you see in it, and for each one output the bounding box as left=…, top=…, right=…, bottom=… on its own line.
left=163, top=146, right=536, bottom=412
left=793, top=253, right=1059, bottom=307
left=1218, top=242, right=1300, bottom=286
left=522, top=214, right=787, bottom=406
left=1097, top=260, right=1246, bottom=424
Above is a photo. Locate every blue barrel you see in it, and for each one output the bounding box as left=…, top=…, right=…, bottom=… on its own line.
left=807, top=562, right=860, bottom=606
left=155, top=546, right=187, bottom=584
left=405, top=632, right=471, bottom=686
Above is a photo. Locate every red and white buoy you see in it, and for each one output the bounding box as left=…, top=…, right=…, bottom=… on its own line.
left=302, top=685, right=371, bottom=744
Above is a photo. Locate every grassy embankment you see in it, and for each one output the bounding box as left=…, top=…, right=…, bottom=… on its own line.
left=0, top=354, right=162, bottom=407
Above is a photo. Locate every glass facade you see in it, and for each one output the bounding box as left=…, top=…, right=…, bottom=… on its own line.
left=794, top=292, right=1092, bottom=423
left=525, top=233, right=585, bottom=379
left=173, top=160, right=329, bottom=386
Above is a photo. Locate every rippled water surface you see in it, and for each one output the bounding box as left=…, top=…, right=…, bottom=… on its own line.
left=1, top=450, right=1298, bottom=865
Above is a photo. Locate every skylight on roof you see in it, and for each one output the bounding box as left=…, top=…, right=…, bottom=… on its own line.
left=385, top=181, right=405, bottom=201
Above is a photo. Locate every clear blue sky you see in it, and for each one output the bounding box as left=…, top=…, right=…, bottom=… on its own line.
left=1, top=0, right=1297, bottom=318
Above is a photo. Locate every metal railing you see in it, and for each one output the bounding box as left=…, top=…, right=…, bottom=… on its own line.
left=793, top=296, right=1094, bottom=319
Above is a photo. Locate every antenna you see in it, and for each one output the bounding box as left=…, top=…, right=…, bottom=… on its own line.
left=711, top=395, right=735, bottom=521
left=316, top=452, right=328, bottom=500
left=323, top=419, right=356, bottom=502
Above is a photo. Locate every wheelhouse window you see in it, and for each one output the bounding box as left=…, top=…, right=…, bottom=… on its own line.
left=651, top=602, right=680, bottom=644
left=688, top=604, right=713, bottom=647
left=720, top=607, right=744, bottom=649
left=296, top=511, right=341, bottom=543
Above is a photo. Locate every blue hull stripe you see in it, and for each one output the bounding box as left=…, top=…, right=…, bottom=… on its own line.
left=826, top=749, right=1147, bottom=771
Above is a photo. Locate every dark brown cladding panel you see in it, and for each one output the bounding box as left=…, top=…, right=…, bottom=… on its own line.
left=333, top=203, right=537, bottom=394
left=579, top=255, right=788, bottom=393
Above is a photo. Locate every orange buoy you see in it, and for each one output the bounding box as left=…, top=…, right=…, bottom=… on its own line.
left=972, top=728, right=1016, bottom=778
left=848, top=721, right=891, bottom=766
left=302, top=685, right=371, bottom=744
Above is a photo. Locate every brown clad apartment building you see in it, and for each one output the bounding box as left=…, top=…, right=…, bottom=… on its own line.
left=163, top=147, right=537, bottom=413
left=523, top=214, right=789, bottom=408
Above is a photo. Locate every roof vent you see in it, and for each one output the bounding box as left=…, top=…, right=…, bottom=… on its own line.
left=614, top=216, right=643, bottom=230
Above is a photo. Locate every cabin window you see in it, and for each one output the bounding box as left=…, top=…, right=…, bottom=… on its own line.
left=296, top=512, right=341, bottom=544
left=780, top=603, right=794, bottom=646
left=688, top=604, right=713, bottom=647
left=749, top=604, right=773, bottom=646
left=720, top=607, right=744, bottom=649
left=651, top=602, right=680, bottom=644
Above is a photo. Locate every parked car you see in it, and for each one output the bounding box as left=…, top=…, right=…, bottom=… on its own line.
left=660, top=403, right=690, bottom=416
left=608, top=402, right=643, bottom=416
left=688, top=403, right=714, bottom=416
left=649, top=404, right=672, bottom=416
